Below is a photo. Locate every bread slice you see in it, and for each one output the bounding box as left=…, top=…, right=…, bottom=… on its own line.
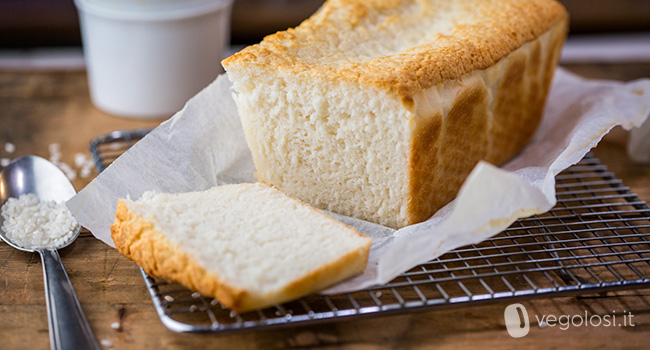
left=222, top=0, right=568, bottom=228
left=110, top=182, right=371, bottom=312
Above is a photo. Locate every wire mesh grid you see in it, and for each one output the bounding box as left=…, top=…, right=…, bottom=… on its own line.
left=91, top=129, right=650, bottom=333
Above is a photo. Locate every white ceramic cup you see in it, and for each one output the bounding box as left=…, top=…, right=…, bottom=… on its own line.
left=74, top=0, right=233, bottom=119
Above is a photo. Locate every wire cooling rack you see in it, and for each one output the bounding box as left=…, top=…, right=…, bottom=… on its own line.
left=91, top=129, right=650, bottom=333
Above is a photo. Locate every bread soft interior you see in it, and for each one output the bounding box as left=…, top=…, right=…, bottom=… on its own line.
left=112, top=183, right=371, bottom=311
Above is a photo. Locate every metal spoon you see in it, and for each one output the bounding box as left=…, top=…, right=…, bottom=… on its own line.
left=0, top=155, right=100, bottom=350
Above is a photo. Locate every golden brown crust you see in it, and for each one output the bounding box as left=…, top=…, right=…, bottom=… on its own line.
left=222, top=0, right=568, bottom=103
left=405, top=21, right=568, bottom=225
left=406, top=107, right=443, bottom=224
left=407, top=73, right=490, bottom=224
left=110, top=192, right=371, bottom=313
left=111, top=200, right=248, bottom=310
left=488, top=42, right=537, bottom=164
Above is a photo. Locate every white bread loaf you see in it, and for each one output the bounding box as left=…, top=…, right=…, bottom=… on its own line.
left=110, top=182, right=371, bottom=312
left=222, top=0, right=569, bottom=228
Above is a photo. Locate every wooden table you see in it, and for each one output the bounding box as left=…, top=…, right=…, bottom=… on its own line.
left=1, top=63, right=650, bottom=349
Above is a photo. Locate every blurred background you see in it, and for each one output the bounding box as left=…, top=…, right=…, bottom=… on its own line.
left=1, top=0, right=650, bottom=48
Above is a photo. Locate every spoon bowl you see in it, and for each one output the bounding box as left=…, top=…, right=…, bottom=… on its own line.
left=0, top=155, right=81, bottom=252
left=0, top=155, right=99, bottom=350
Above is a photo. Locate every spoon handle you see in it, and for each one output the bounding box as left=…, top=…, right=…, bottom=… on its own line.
left=39, top=248, right=100, bottom=350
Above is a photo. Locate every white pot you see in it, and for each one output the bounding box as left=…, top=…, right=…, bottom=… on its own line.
left=75, top=0, right=233, bottom=119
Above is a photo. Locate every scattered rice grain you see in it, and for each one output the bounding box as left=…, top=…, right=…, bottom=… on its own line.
left=74, top=153, right=88, bottom=167
left=80, top=166, right=93, bottom=178
left=48, top=143, right=62, bottom=164
left=57, top=162, right=77, bottom=181
left=4, top=142, right=15, bottom=153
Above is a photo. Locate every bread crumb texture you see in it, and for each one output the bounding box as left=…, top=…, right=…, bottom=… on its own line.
left=111, top=183, right=371, bottom=312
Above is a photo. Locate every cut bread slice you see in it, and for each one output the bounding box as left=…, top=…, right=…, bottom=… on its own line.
left=110, top=182, right=371, bottom=312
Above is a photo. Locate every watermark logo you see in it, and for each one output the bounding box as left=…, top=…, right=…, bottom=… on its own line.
left=504, top=303, right=530, bottom=338
left=504, top=303, right=636, bottom=338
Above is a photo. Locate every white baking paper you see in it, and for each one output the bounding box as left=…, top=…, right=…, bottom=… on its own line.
left=629, top=105, right=650, bottom=163
left=67, top=68, right=650, bottom=294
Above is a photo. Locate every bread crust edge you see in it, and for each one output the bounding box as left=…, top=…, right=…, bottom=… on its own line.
left=111, top=191, right=371, bottom=313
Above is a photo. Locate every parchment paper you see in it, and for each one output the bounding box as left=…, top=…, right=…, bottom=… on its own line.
left=67, top=68, right=650, bottom=294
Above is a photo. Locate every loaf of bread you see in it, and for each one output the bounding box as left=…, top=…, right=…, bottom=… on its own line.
left=222, top=0, right=568, bottom=228
left=110, top=182, right=371, bottom=312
